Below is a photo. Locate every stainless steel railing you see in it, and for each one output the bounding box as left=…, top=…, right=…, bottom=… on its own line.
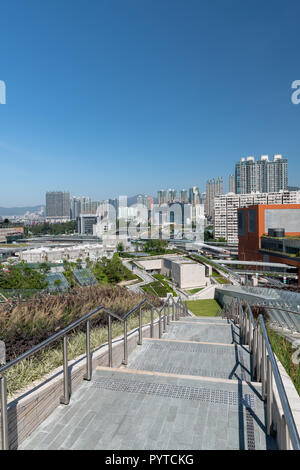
left=0, top=293, right=188, bottom=450
left=226, top=298, right=300, bottom=450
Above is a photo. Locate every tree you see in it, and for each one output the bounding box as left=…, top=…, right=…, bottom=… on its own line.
left=39, top=262, right=51, bottom=274
left=117, top=242, right=124, bottom=253
left=144, top=239, right=168, bottom=253
left=53, top=278, right=62, bottom=289
left=76, top=258, right=82, bottom=269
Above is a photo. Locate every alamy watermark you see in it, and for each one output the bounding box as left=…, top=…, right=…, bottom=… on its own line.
left=0, top=80, right=6, bottom=104
left=291, top=80, right=300, bottom=104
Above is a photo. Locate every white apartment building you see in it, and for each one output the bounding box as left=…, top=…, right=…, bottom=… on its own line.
left=214, top=190, right=300, bottom=244
left=18, top=244, right=106, bottom=263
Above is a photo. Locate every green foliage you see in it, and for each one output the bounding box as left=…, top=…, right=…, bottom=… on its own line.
left=142, top=274, right=177, bottom=297
left=90, top=253, right=136, bottom=285
left=39, top=262, right=51, bottom=274
left=0, top=261, right=48, bottom=290
left=24, top=221, right=76, bottom=236
left=117, top=242, right=125, bottom=253
left=144, top=239, right=168, bottom=254
left=267, top=327, right=300, bottom=396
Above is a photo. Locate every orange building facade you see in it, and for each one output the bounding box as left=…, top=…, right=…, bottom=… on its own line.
left=238, top=204, right=300, bottom=284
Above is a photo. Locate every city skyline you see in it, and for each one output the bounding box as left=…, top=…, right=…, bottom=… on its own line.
left=1, top=1, right=300, bottom=206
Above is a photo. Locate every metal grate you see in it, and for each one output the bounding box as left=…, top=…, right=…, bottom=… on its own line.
left=92, top=377, right=256, bottom=410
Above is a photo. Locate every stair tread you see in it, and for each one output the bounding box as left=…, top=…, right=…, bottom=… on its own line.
left=19, top=368, right=276, bottom=450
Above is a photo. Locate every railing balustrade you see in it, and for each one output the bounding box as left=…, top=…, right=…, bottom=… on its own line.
left=0, top=293, right=188, bottom=450
left=226, top=298, right=300, bottom=450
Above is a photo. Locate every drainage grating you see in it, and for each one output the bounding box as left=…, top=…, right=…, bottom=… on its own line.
left=92, top=377, right=256, bottom=410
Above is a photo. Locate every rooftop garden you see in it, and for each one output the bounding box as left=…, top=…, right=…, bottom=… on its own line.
left=142, top=274, right=177, bottom=298
left=186, top=299, right=221, bottom=317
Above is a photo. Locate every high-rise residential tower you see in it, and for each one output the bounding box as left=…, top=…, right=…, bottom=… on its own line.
left=46, top=191, right=71, bottom=222
left=189, top=187, right=200, bottom=205
left=205, top=177, right=223, bottom=218
left=229, top=174, right=235, bottom=193
left=235, top=154, right=288, bottom=194
left=180, top=189, right=189, bottom=203
left=157, top=190, right=167, bottom=205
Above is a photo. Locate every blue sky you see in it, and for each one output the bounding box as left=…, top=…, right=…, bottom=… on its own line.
left=1, top=0, right=300, bottom=206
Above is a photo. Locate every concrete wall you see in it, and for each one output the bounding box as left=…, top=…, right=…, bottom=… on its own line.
left=172, top=263, right=206, bottom=289
left=136, top=259, right=162, bottom=271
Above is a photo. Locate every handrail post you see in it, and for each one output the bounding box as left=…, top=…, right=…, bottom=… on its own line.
left=159, top=310, right=162, bottom=338
left=123, top=320, right=128, bottom=366
left=280, top=414, right=289, bottom=450
left=0, top=376, right=9, bottom=450
left=138, top=306, right=143, bottom=345
left=150, top=307, right=154, bottom=338
left=261, top=338, right=267, bottom=400
left=167, top=301, right=170, bottom=325
left=185, top=300, right=188, bottom=316
left=108, top=314, right=112, bottom=367
left=266, top=355, right=273, bottom=435
left=256, top=330, right=261, bottom=382
left=60, top=335, right=70, bottom=405
left=164, top=305, right=167, bottom=332
left=253, top=327, right=257, bottom=379
left=83, top=320, right=92, bottom=381
left=172, top=301, right=175, bottom=321
left=249, top=321, right=253, bottom=353
left=248, top=316, right=251, bottom=346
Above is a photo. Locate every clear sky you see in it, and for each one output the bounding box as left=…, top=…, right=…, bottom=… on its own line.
left=0, top=0, right=300, bottom=206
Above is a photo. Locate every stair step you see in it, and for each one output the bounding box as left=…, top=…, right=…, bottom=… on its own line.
left=127, top=338, right=252, bottom=381
left=164, top=321, right=241, bottom=344
left=179, top=316, right=229, bottom=323
left=19, top=368, right=276, bottom=450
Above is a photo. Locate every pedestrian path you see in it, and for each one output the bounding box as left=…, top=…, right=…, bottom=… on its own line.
left=19, top=315, right=277, bottom=450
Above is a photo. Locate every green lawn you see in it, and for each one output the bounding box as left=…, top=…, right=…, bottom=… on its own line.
left=186, top=299, right=221, bottom=316
left=186, top=288, right=203, bottom=294
left=211, top=270, right=230, bottom=284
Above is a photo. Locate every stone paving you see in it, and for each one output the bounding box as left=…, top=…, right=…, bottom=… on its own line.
left=19, top=315, right=277, bottom=450
left=127, top=339, right=252, bottom=381
left=163, top=321, right=241, bottom=344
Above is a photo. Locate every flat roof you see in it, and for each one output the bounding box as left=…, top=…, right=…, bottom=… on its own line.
left=215, top=260, right=297, bottom=269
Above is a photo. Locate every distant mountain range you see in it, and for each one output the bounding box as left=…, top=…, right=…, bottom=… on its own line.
left=0, top=205, right=43, bottom=216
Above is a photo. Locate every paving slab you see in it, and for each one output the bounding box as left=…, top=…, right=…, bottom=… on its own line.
left=127, top=338, right=252, bottom=381
left=19, top=368, right=276, bottom=450
left=179, top=316, right=229, bottom=324
left=164, top=322, right=241, bottom=344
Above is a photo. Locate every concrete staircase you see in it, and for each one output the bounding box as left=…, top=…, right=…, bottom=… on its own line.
left=19, top=315, right=278, bottom=450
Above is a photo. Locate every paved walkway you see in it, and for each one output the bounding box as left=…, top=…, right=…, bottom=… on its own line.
left=19, top=315, right=277, bottom=450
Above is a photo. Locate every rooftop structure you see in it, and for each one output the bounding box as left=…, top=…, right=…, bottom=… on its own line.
left=238, top=204, right=300, bottom=284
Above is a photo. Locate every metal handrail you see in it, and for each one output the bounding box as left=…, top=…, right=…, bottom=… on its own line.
left=258, top=315, right=300, bottom=450
left=0, top=305, right=104, bottom=375
left=227, top=298, right=300, bottom=450
left=0, top=292, right=187, bottom=450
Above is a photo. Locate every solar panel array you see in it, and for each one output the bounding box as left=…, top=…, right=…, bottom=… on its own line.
left=73, top=268, right=98, bottom=287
